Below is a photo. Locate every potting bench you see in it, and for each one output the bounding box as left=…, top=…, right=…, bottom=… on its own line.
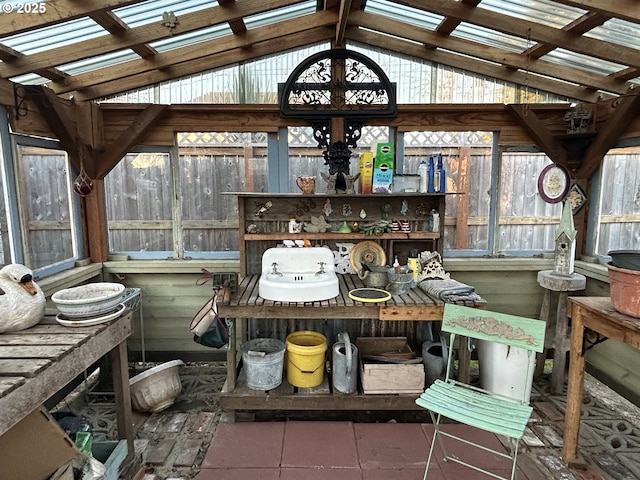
left=218, top=273, right=486, bottom=420
left=0, top=311, right=134, bottom=458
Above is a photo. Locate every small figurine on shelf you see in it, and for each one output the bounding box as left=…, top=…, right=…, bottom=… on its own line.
left=393, top=255, right=401, bottom=273
left=288, top=218, right=302, bottom=233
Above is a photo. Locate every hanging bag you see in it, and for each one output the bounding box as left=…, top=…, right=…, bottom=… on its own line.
left=189, top=291, right=229, bottom=348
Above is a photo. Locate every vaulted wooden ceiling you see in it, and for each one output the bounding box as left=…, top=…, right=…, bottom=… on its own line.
left=0, top=0, right=639, bottom=105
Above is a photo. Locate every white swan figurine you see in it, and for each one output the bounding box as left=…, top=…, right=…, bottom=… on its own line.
left=0, top=264, right=46, bottom=333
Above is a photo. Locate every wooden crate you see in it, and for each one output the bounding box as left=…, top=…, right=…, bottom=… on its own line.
left=357, top=337, right=425, bottom=394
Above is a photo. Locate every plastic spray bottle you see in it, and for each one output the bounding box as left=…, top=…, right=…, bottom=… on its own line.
left=418, top=160, right=428, bottom=193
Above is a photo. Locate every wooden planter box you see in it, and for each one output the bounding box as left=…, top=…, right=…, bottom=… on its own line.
left=357, top=337, right=425, bottom=394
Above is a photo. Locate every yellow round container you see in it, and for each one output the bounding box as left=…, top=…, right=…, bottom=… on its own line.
left=286, top=331, right=327, bottom=387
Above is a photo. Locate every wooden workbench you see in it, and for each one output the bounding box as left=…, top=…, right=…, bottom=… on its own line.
left=564, top=297, right=640, bottom=464
left=218, top=274, right=485, bottom=419
left=0, top=311, right=134, bottom=457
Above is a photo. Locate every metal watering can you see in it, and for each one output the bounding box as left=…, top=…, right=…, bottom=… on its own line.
left=357, top=264, right=388, bottom=288
left=332, top=332, right=358, bottom=394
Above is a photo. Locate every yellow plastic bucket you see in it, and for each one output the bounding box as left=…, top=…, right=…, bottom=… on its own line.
left=286, top=331, right=327, bottom=387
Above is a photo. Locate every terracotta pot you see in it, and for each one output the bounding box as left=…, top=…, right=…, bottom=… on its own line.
left=607, top=263, right=640, bottom=318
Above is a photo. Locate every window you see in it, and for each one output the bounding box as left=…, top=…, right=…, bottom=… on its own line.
left=594, top=147, right=640, bottom=257
left=105, top=150, right=173, bottom=256
left=498, top=153, right=562, bottom=254
left=0, top=129, right=84, bottom=274
left=105, top=133, right=269, bottom=258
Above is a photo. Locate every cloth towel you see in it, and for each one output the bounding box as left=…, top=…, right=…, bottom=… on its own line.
left=418, top=278, right=483, bottom=303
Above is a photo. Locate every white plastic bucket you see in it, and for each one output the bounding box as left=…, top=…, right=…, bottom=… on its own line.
left=477, top=340, right=536, bottom=402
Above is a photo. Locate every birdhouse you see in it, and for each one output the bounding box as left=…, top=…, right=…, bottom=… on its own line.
left=553, top=200, right=577, bottom=276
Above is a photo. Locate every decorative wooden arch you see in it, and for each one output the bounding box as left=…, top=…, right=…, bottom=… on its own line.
left=278, top=48, right=397, bottom=189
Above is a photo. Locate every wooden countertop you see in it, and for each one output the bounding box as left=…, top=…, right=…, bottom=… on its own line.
left=219, top=274, right=485, bottom=320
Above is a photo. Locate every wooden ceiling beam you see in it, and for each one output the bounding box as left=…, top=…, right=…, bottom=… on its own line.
left=94, top=104, right=167, bottom=178
left=397, top=0, right=640, bottom=69
left=348, top=29, right=601, bottom=102
left=507, top=104, right=572, bottom=171
left=577, top=94, right=640, bottom=178
left=0, top=0, right=300, bottom=78
left=549, top=0, right=640, bottom=24
left=435, top=0, right=481, bottom=35
left=72, top=27, right=335, bottom=101
left=89, top=10, right=157, bottom=57
left=218, top=0, right=248, bottom=34
left=335, top=0, right=353, bottom=47
left=0, top=0, right=141, bottom=37
left=23, top=85, right=78, bottom=153
left=349, top=12, right=626, bottom=97
left=0, top=79, right=16, bottom=107
left=524, top=11, right=609, bottom=59
left=610, top=68, right=640, bottom=82
left=0, top=44, right=67, bottom=82
left=48, top=11, right=338, bottom=96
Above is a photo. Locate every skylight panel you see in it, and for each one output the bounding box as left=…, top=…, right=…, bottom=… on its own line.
left=480, top=0, right=585, bottom=28
left=244, top=1, right=316, bottom=29
left=150, top=24, right=231, bottom=51
left=57, top=50, right=140, bottom=76
left=586, top=18, right=640, bottom=50
left=365, top=0, right=444, bottom=30
left=453, top=23, right=528, bottom=53
left=2, top=18, right=105, bottom=55
left=543, top=48, right=625, bottom=76
left=114, top=0, right=218, bottom=28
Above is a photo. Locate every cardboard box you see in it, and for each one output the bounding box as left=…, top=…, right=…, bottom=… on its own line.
left=358, top=152, right=374, bottom=194
left=372, top=143, right=394, bottom=194
left=0, top=406, right=77, bottom=480
left=357, top=337, right=425, bottom=394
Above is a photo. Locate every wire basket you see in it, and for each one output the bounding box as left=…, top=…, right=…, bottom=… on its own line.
left=121, top=287, right=142, bottom=312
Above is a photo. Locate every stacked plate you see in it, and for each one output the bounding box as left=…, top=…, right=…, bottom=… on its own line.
left=52, top=283, right=126, bottom=327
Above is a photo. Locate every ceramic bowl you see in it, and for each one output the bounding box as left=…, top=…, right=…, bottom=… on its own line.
left=129, top=360, right=185, bottom=413
left=608, top=250, right=640, bottom=271
left=51, top=283, right=125, bottom=318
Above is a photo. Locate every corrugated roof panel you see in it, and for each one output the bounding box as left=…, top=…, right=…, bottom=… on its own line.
left=480, top=0, right=585, bottom=28
left=113, top=0, right=219, bottom=28
left=244, top=1, right=317, bottom=29
left=57, top=50, right=141, bottom=76
left=543, top=48, right=626, bottom=76
left=2, top=18, right=105, bottom=55
left=365, top=0, right=444, bottom=30
left=453, top=22, right=528, bottom=53
left=587, top=18, right=640, bottom=49
left=150, top=24, right=232, bottom=51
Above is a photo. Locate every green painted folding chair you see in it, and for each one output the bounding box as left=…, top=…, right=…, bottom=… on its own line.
left=415, top=304, right=546, bottom=480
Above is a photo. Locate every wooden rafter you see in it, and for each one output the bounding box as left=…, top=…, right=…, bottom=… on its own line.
left=350, top=11, right=629, bottom=97
left=577, top=94, right=640, bottom=178
left=0, top=0, right=299, bottom=78
left=93, top=104, right=167, bottom=178
left=48, top=11, right=338, bottom=98
left=335, top=0, right=353, bottom=47
left=507, top=104, right=572, bottom=171
left=398, top=0, right=640, bottom=70
left=0, top=0, right=638, bottom=105
left=347, top=27, right=602, bottom=102
left=72, top=26, right=335, bottom=101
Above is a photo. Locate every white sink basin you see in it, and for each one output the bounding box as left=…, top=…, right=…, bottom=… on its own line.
left=259, top=247, right=339, bottom=302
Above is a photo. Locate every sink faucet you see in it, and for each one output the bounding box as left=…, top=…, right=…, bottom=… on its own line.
left=271, top=262, right=283, bottom=276
left=316, top=261, right=326, bottom=276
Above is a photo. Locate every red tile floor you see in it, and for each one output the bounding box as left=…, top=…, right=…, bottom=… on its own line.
left=196, top=420, right=526, bottom=480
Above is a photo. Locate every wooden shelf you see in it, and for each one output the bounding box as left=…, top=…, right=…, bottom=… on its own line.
left=220, top=368, right=424, bottom=412
left=243, top=232, right=440, bottom=241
